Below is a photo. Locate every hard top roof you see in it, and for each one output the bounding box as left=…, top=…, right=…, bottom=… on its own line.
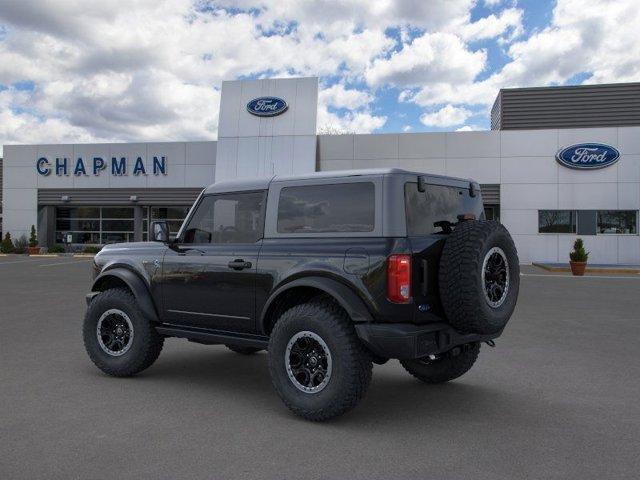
left=203, top=168, right=474, bottom=194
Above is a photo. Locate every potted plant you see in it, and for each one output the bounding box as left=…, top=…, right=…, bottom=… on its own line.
left=28, top=225, right=40, bottom=255
left=1, top=232, right=14, bottom=253
left=569, top=238, right=589, bottom=276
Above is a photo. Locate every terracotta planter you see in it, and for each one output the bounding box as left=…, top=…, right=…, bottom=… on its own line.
left=570, top=261, right=587, bottom=276
left=27, top=246, right=41, bottom=255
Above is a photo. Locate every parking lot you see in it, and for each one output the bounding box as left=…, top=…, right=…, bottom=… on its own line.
left=1, top=255, right=639, bottom=479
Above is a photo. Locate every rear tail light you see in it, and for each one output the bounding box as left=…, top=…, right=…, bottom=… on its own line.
left=387, top=254, right=412, bottom=303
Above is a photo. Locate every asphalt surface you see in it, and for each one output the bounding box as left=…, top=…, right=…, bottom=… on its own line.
left=1, top=256, right=639, bottom=480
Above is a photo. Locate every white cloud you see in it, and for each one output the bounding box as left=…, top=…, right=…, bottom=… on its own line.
left=366, top=32, right=486, bottom=88
left=456, top=124, right=484, bottom=131
left=406, top=0, right=640, bottom=109
left=402, top=125, right=412, bottom=132
left=420, top=105, right=472, bottom=127
left=458, top=7, right=523, bottom=42
left=317, top=107, right=387, bottom=134
left=0, top=0, right=638, bottom=150
left=319, top=84, right=373, bottom=110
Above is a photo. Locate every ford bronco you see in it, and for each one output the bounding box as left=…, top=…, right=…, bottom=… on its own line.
left=83, top=169, right=519, bottom=421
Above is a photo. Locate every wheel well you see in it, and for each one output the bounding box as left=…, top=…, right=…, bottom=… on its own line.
left=262, top=286, right=341, bottom=335
left=93, top=275, right=131, bottom=294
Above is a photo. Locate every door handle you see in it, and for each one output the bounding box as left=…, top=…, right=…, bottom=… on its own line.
left=228, top=259, right=252, bottom=270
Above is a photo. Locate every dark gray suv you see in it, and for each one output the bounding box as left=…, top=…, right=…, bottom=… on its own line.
left=83, top=169, right=519, bottom=421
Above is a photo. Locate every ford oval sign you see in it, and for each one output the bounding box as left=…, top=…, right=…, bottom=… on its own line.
left=556, top=143, right=620, bottom=170
left=247, top=97, right=288, bottom=117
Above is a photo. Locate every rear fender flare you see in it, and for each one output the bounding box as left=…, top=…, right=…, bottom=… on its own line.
left=260, top=276, right=373, bottom=334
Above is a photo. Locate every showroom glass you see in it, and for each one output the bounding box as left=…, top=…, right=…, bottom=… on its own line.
left=143, top=206, right=191, bottom=241
left=597, top=210, right=638, bottom=234
left=538, top=210, right=577, bottom=233
left=56, top=207, right=134, bottom=244
left=277, top=182, right=375, bottom=233
left=182, top=192, right=264, bottom=244
left=405, top=183, right=478, bottom=235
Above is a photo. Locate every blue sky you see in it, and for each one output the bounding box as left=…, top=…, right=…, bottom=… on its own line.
left=0, top=0, right=638, bottom=150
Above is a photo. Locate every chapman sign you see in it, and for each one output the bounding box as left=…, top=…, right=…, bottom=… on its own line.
left=246, top=97, right=288, bottom=117
left=556, top=143, right=620, bottom=170
left=36, top=156, right=168, bottom=177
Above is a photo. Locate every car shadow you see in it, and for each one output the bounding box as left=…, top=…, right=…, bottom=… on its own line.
left=100, top=344, right=540, bottom=429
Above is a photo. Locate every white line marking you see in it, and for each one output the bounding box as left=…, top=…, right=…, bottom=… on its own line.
left=39, top=260, right=92, bottom=267
left=521, top=273, right=640, bottom=280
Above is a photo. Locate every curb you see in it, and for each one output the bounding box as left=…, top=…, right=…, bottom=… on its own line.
left=532, top=262, right=640, bottom=275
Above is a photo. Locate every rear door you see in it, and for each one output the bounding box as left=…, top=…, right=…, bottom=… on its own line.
left=160, top=191, right=266, bottom=333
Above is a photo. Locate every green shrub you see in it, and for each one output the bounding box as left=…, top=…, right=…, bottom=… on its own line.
left=569, top=238, right=589, bottom=262
left=82, top=246, right=102, bottom=254
left=1, top=233, right=14, bottom=253
left=48, top=244, right=66, bottom=254
left=13, top=235, right=28, bottom=254
left=29, top=225, right=38, bottom=247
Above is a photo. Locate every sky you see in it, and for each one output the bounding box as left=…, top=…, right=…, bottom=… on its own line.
left=0, top=0, right=639, bottom=155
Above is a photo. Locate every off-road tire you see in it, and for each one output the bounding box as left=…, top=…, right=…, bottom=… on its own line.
left=268, top=299, right=373, bottom=421
left=439, top=220, right=519, bottom=334
left=83, top=288, right=164, bottom=377
left=400, top=343, right=480, bottom=384
left=226, top=345, right=263, bottom=355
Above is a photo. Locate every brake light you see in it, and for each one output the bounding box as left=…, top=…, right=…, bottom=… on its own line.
left=387, top=254, right=412, bottom=303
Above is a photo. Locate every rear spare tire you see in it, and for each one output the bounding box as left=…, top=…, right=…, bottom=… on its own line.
left=439, top=220, right=519, bottom=334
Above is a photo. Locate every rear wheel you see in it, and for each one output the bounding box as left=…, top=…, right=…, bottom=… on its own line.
left=83, top=288, right=164, bottom=377
left=268, top=299, right=372, bottom=421
left=225, top=345, right=263, bottom=355
left=400, top=343, right=480, bottom=384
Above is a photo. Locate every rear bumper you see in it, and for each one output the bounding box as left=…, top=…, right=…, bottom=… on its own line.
left=354, top=322, right=501, bottom=360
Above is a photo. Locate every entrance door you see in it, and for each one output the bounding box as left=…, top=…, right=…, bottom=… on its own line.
left=160, top=191, right=266, bottom=333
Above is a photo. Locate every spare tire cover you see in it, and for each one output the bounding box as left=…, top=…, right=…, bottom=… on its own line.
left=438, top=220, right=519, bottom=334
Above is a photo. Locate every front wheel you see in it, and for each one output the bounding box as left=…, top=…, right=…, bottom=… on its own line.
left=400, top=343, right=480, bottom=384
left=83, top=288, right=164, bottom=377
left=268, top=300, right=372, bottom=421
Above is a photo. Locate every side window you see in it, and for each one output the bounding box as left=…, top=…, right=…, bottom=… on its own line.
left=182, top=192, right=265, bottom=244
left=277, top=182, right=375, bottom=233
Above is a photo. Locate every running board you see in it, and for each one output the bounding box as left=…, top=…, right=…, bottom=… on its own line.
left=156, top=324, right=269, bottom=349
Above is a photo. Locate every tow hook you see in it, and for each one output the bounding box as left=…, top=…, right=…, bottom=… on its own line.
left=485, top=340, right=496, bottom=348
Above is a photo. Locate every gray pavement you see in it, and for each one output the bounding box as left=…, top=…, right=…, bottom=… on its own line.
left=1, top=255, right=639, bottom=479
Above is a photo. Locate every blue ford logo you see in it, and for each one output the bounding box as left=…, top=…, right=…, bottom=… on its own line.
left=556, top=143, right=620, bottom=170
left=247, top=97, right=288, bottom=117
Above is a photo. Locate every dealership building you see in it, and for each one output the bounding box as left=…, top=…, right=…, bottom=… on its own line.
left=1, top=78, right=639, bottom=264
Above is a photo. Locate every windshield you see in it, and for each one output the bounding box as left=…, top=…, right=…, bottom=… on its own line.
left=404, top=182, right=484, bottom=235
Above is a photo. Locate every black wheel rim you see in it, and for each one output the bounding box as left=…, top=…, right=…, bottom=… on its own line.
left=96, top=309, right=134, bottom=356
left=482, top=246, right=509, bottom=308
left=285, top=331, right=332, bottom=394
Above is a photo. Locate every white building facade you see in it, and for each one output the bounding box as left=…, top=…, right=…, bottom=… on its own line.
left=2, top=77, right=639, bottom=264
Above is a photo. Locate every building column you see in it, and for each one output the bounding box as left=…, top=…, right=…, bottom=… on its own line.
left=37, top=206, right=56, bottom=248
left=133, top=206, right=144, bottom=242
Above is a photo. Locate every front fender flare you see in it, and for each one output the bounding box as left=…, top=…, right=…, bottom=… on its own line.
left=260, top=276, right=373, bottom=334
left=91, top=268, right=159, bottom=323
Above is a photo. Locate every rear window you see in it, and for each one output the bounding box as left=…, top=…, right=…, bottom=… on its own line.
left=405, top=182, right=482, bottom=235
left=277, top=182, right=375, bottom=233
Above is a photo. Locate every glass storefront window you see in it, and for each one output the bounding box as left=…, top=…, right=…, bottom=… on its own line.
left=146, top=206, right=191, bottom=241
left=55, top=207, right=135, bottom=245
left=538, top=210, right=577, bottom=233
left=597, top=210, right=638, bottom=234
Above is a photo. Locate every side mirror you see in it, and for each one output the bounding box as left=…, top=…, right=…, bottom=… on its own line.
left=151, top=221, right=170, bottom=243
